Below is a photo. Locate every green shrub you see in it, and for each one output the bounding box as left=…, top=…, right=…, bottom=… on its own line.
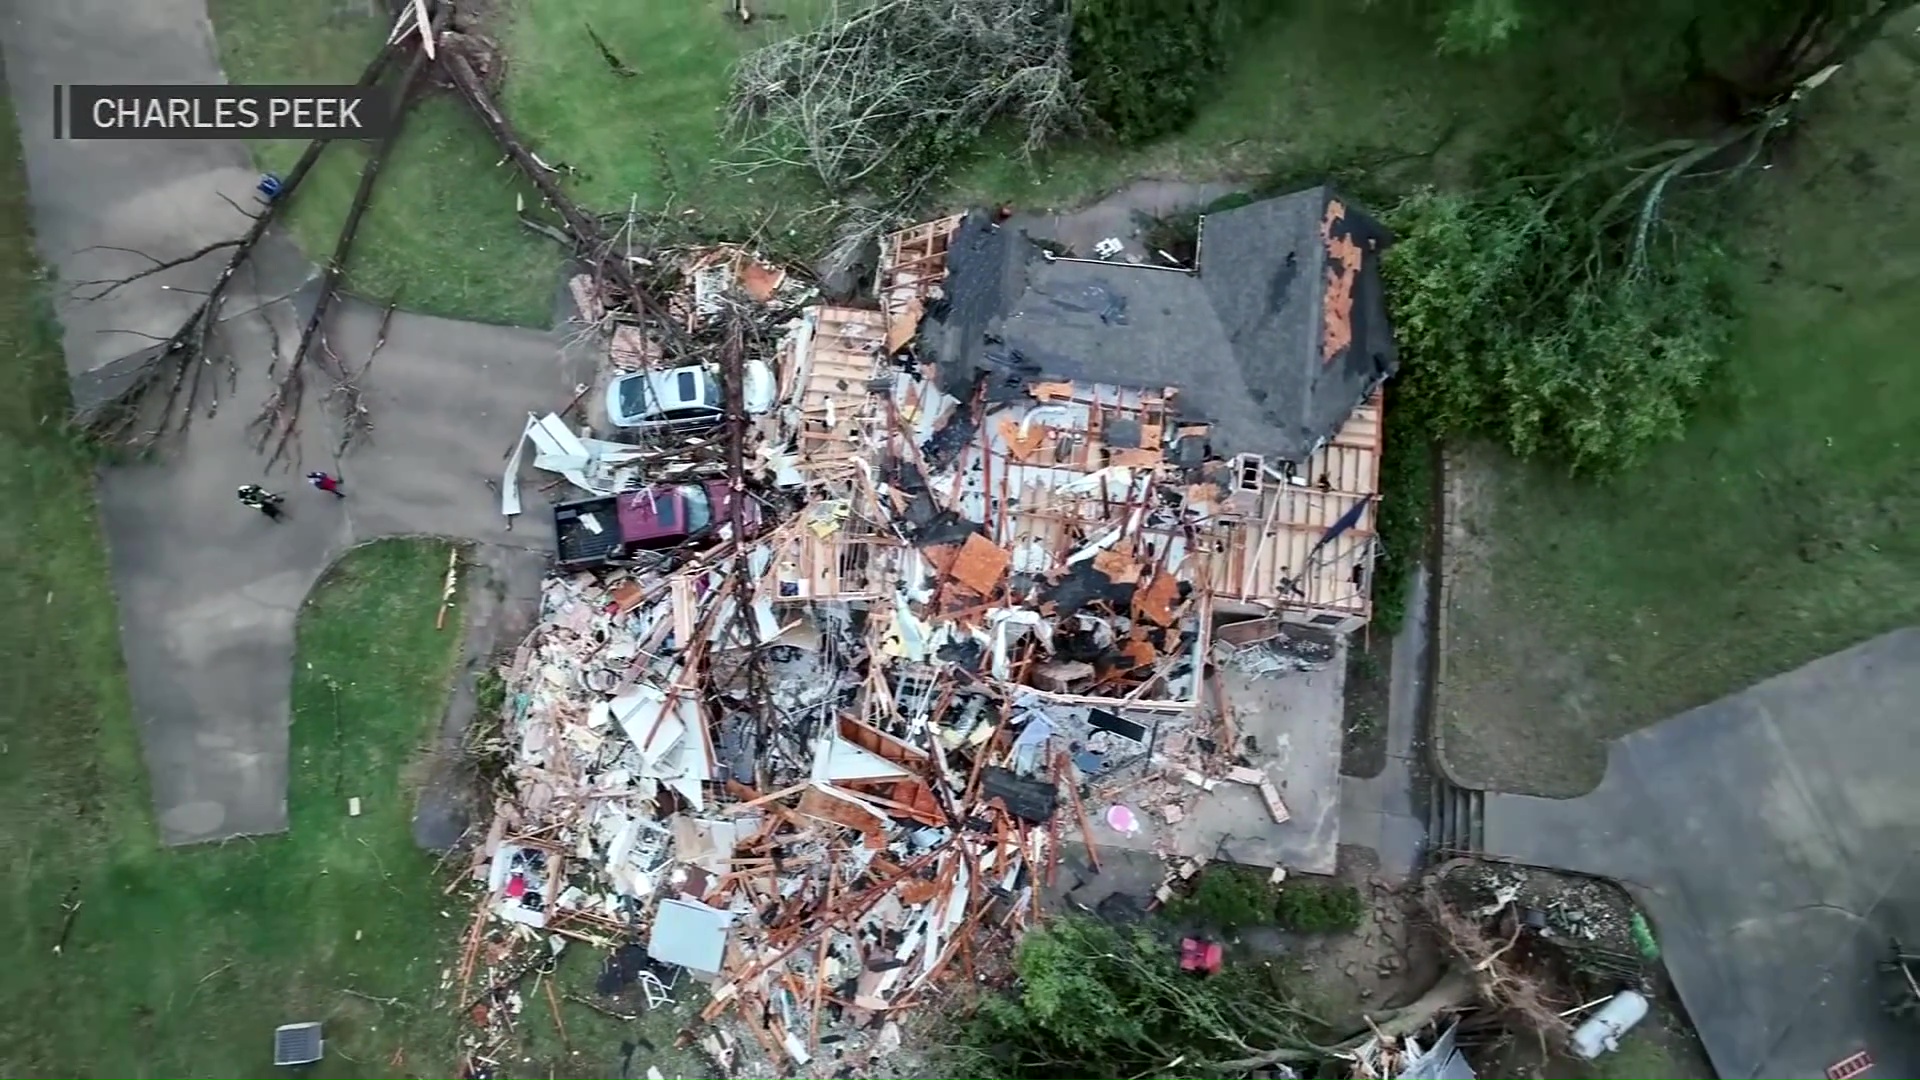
left=1274, top=881, right=1365, bottom=932
left=1163, top=865, right=1276, bottom=929
left=1368, top=383, right=1434, bottom=632
left=1071, top=0, right=1234, bottom=145
left=1382, top=178, right=1734, bottom=475
left=474, top=666, right=507, bottom=718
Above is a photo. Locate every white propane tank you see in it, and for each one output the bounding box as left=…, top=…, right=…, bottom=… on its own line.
left=1571, top=990, right=1651, bottom=1060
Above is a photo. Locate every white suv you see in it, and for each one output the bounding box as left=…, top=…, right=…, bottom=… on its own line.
left=604, top=361, right=776, bottom=431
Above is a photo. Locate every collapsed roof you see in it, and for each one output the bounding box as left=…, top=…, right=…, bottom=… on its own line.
left=917, top=185, right=1398, bottom=463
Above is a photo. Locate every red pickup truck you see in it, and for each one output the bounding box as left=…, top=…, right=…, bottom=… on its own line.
left=553, top=480, right=763, bottom=571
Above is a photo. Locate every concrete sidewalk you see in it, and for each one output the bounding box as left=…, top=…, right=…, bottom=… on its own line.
left=1, top=0, right=313, bottom=378
left=3, top=0, right=586, bottom=843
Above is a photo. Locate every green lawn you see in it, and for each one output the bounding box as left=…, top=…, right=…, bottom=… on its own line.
left=208, top=0, right=826, bottom=327
left=0, top=515, right=470, bottom=1074
left=204, top=0, right=1626, bottom=326
left=0, top=77, right=713, bottom=1074
left=209, top=0, right=559, bottom=326
left=947, top=0, right=1493, bottom=209
left=497, top=0, right=823, bottom=213
left=0, top=121, right=473, bottom=1071
left=1436, top=38, right=1920, bottom=796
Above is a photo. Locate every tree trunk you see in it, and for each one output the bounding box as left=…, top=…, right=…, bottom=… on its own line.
left=78, top=39, right=404, bottom=439
left=1199, top=968, right=1480, bottom=1074
left=437, top=40, right=682, bottom=349
left=275, top=41, right=404, bottom=209
left=256, top=49, right=429, bottom=464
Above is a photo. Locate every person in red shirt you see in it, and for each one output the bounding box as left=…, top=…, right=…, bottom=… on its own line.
left=306, top=471, right=346, bottom=498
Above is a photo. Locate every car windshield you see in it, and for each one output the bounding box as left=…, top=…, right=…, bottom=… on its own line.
left=702, top=373, right=723, bottom=408
left=680, top=484, right=713, bottom=534
left=618, top=375, right=656, bottom=420
left=676, top=369, right=700, bottom=406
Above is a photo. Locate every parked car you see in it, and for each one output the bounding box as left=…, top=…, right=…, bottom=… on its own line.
left=604, top=360, right=778, bottom=431
left=552, top=480, right=764, bottom=571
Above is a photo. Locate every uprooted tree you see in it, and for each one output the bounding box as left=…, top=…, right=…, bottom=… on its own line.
left=723, top=0, right=1089, bottom=267
left=952, top=915, right=1480, bottom=1078
left=73, top=0, right=681, bottom=468
left=721, top=0, right=1247, bottom=263
left=955, top=873, right=1610, bottom=1079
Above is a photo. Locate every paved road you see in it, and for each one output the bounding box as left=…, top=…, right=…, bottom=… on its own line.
left=3, top=0, right=587, bottom=843
left=1481, top=628, right=1920, bottom=1080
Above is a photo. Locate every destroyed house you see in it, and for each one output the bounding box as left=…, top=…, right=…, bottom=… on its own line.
left=470, top=233, right=1389, bottom=1063
left=866, top=187, right=1397, bottom=637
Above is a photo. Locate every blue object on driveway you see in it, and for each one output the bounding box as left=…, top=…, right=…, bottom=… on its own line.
left=256, top=173, right=284, bottom=201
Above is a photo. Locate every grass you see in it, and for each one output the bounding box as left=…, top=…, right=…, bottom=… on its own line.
left=208, top=0, right=558, bottom=325
left=1436, top=38, right=1920, bottom=796
left=201, top=0, right=1616, bottom=325
left=0, top=86, right=697, bottom=1076
left=203, top=0, right=1759, bottom=331
left=1588, top=1031, right=1692, bottom=1079
left=946, top=0, right=1488, bottom=210
left=206, top=0, right=827, bottom=326
left=0, top=132, right=474, bottom=1073
left=497, top=0, right=824, bottom=216
left=0, top=528, right=471, bottom=1074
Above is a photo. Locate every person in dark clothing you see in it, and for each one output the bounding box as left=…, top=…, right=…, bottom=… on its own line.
left=306, top=471, right=345, bottom=497
left=237, top=483, right=285, bottom=522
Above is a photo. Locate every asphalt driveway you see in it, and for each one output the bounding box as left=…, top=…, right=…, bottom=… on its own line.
left=3, top=0, right=587, bottom=842
left=1481, top=628, right=1920, bottom=1079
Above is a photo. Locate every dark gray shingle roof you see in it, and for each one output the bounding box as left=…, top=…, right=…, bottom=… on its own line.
left=920, top=185, right=1397, bottom=461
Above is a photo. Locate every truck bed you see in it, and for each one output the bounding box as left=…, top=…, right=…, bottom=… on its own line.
left=554, top=497, right=624, bottom=569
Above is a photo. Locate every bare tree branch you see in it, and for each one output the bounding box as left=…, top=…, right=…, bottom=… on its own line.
left=69, top=238, right=244, bottom=302
left=440, top=31, right=685, bottom=354
left=73, top=37, right=404, bottom=444
left=723, top=0, right=1086, bottom=194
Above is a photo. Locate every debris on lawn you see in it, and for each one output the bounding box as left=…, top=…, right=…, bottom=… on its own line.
left=1343, top=1019, right=1474, bottom=1080
left=458, top=208, right=1399, bottom=1076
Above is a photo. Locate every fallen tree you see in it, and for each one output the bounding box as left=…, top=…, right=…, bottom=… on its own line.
left=438, top=31, right=684, bottom=352
left=75, top=0, right=685, bottom=462
left=73, top=40, right=402, bottom=444
left=725, top=0, right=1085, bottom=194
left=251, top=37, right=432, bottom=466
left=1421, top=875, right=1574, bottom=1058
left=953, top=915, right=1478, bottom=1078
left=1541, top=0, right=1915, bottom=274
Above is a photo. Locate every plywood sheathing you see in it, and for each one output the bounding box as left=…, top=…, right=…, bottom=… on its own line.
left=791, top=306, right=890, bottom=474
left=947, top=533, right=1010, bottom=597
